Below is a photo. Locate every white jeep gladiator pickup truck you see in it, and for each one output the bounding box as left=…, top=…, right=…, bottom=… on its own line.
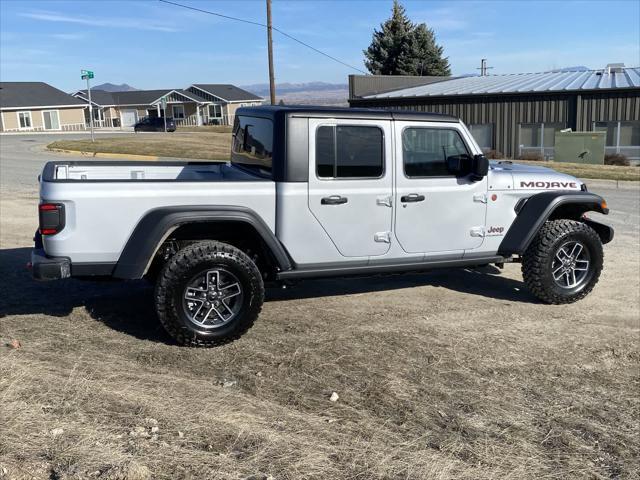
left=32, top=106, right=614, bottom=346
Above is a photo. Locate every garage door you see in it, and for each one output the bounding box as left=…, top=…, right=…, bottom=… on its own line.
left=121, top=110, right=138, bottom=127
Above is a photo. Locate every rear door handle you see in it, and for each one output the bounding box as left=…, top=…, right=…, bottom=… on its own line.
left=321, top=195, right=348, bottom=205
left=401, top=193, right=425, bottom=203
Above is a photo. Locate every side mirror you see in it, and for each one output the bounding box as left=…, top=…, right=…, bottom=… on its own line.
left=471, top=154, right=489, bottom=179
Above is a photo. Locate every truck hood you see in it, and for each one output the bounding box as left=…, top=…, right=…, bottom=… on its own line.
left=489, top=161, right=583, bottom=191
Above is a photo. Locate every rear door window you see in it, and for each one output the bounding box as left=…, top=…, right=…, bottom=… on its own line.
left=316, top=125, right=384, bottom=179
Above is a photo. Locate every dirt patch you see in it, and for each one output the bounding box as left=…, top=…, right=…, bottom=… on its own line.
left=0, top=187, right=638, bottom=479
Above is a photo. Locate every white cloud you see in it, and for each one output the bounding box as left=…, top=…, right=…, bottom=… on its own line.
left=50, top=33, right=85, bottom=40
left=20, top=11, right=179, bottom=32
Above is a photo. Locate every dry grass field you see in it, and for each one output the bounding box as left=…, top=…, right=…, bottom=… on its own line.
left=47, top=130, right=232, bottom=161
left=0, top=179, right=639, bottom=479
left=516, top=160, right=640, bottom=182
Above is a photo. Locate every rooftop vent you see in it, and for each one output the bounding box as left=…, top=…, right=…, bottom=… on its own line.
left=605, top=63, right=625, bottom=74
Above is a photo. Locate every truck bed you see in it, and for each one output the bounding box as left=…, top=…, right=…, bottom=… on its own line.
left=39, top=160, right=276, bottom=265
left=43, top=160, right=259, bottom=182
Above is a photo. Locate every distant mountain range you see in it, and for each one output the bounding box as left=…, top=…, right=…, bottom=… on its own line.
left=242, top=81, right=348, bottom=96
left=242, top=82, right=349, bottom=106
left=92, top=82, right=138, bottom=92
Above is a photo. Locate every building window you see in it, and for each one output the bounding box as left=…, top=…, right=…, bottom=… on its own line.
left=42, top=110, right=60, bottom=130
left=18, top=111, right=32, bottom=129
left=172, top=105, right=185, bottom=119
left=316, top=125, right=384, bottom=179
left=519, top=122, right=565, bottom=158
left=209, top=104, right=222, bottom=118
left=402, top=128, right=469, bottom=177
left=594, top=121, right=640, bottom=161
left=468, top=123, right=493, bottom=152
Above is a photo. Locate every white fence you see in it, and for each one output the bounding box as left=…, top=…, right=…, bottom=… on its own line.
left=173, top=114, right=233, bottom=127
left=2, top=123, right=87, bottom=133
left=133, top=114, right=234, bottom=127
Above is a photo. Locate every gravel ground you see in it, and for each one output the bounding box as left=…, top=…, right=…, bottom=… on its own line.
left=0, top=141, right=638, bottom=479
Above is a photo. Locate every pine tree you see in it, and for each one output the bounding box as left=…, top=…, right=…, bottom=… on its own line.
left=364, top=0, right=451, bottom=76
left=363, top=1, right=414, bottom=75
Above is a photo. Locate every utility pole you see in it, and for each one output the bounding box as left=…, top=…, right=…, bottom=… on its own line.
left=266, top=0, right=276, bottom=105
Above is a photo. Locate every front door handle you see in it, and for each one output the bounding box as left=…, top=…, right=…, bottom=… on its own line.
left=401, top=193, right=425, bottom=203
left=321, top=195, right=348, bottom=205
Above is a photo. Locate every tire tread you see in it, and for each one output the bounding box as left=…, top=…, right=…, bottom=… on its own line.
left=154, top=241, right=264, bottom=347
left=522, top=219, right=603, bottom=304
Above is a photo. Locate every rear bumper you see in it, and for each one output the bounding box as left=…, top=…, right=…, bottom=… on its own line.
left=31, top=248, right=71, bottom=281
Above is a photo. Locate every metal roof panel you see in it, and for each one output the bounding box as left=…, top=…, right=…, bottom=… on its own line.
left=365, top=68, right=640, bottom=99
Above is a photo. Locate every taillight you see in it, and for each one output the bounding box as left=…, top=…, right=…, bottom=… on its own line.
left=39, top=203, right=65, bottom=235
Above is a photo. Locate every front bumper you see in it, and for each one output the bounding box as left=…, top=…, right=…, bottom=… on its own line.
left=31, top=248, right=71, bottom=281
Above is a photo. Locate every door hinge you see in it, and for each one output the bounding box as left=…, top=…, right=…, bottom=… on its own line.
left=374, top=231, right=391, bottom=243
left=473, top=193, right=487, bottom=204
left=376, top=196, right=392, bottom=207
left=470, top=226, right=485, bottom=238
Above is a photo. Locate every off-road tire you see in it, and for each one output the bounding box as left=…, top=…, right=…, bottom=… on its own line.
left=155, top=241, right=264, bottom=347
left=522, top=219, right=603, bottom=304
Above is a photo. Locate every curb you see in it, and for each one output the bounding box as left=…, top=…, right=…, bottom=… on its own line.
left=582, top=178, right=639, bottom=190
left=47, top=148, right=158, bottom=161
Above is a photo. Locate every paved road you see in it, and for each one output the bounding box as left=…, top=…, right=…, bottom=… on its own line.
left=0, top=132, right=136, bottom=188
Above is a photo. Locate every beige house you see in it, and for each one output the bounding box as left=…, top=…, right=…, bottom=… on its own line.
left=186, top=84, right=264, bottom=125
left=73, top=84, right=263, bottom=128
left=0, top=82, right=87, bottom=132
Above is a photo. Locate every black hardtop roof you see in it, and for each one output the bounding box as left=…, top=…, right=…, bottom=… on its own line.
left=236, top=105, right=459, bottom=122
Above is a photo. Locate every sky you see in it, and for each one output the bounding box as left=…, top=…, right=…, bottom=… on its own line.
left=1, top=0, right=639, bottom=91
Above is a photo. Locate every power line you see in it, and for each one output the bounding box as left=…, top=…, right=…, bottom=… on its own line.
left=158, top=0, right=368, bottom=75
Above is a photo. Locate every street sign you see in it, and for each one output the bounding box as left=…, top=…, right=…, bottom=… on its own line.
left=161, top=97, right=167, bottom=109
left=81, top=69, right=95, bottom=142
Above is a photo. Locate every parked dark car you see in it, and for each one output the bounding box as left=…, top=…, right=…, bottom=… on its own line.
left=134, top=117, right=176, bottom=132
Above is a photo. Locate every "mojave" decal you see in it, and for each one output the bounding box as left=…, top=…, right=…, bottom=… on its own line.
left=520, top=181, right=579, bottom=189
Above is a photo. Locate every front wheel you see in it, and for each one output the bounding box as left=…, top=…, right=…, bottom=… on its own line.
left=522, top=219, right=603, bottom=304
left=155, top=241, right=264, bottom=347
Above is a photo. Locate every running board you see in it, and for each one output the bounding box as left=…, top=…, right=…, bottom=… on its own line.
left=277, top=256, right=505, bottom=280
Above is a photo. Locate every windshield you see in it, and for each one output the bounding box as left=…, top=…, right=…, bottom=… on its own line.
left=231, top=115, right=273, bottom=177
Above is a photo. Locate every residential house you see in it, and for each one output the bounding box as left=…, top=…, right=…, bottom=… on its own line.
left=0, top=82, right=87, bottom=132
left=73, top=88, right=211, bottom=127
left=185, top=84, right=263, bottom=125
left=73, top=84, right=263, bottom=128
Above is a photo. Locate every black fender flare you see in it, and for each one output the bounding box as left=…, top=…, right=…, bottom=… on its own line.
left=498, top=191, right=611, bottom=256
left=113, top=206, right=292, bottom=279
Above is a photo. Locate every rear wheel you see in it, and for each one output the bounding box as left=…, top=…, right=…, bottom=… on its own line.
left=154, top=241, right=264, bottom=347
left=522, top=219, right=603, bottom=304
